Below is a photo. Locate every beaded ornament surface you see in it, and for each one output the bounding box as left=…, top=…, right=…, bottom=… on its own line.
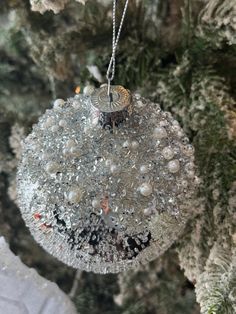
left=17, top=87, right=197, bottom=273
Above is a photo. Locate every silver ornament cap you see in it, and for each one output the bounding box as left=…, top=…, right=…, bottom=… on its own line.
left=90, top=85, right=132, bottom=113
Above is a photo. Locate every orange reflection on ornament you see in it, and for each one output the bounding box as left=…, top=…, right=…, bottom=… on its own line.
left=40, top=223, right=52, bottom=230
left=33, top=213, right=42, bottom=220
left=100, top=195, right=110, bottom=215
left=75, top=86, right=81, bottom=94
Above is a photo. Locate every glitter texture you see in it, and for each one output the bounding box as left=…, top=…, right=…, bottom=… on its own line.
left=17, top=88, right=197, bottom=273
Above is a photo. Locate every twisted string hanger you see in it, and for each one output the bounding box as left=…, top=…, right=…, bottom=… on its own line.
left=106, top=0, right=129, bottom=98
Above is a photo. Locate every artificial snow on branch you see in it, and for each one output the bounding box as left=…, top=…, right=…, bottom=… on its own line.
left=0, top=237, right=78, bottom=314
left=30, top=0, right=87, bottom=14
left=198, top=0, right=236, bottom=46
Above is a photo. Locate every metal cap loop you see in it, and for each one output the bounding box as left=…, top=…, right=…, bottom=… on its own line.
left=106, top=0, right=129, bottom=95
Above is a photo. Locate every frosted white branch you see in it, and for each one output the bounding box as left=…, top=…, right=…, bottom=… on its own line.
left=0, top=237, right=78, bottom=314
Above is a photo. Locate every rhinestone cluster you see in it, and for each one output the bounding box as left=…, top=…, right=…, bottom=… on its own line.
left=17, top=88, right=197, bottom=273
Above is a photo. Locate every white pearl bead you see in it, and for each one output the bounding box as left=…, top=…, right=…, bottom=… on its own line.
left=51, top=125, right=59, bottom=132
left=41, top=153, right=49, bottom=161
left=194, top=176, right=201, bottom=185
left=139, top=183, right=153, bottom=196
left=59, top=119, right=67, bottom=128
left=183, top=144, right=194, bottom=156
left=131, top=141, right=139, bottom=149
left=143, top=207, right=152, bottom=216
left=53, top=99, right=65, bottom=110
left=31, top=143, right=40, bottom=151
left=110, top=164, right=119, bottom=174
left=177, top=130, right=184, bottom=138
left=185, top=162, right=194, bottom=171
left=92, top=198, right=100, bottom=208
left=105, top=159, right=112, bottom=166
left=187, top=170, right=195, bottom=178
left=153, top=127, right=167, bottom=139
left=91, top=117, right=99, bottom=126
left=70, top=146, right=80, bottom=156
left=136, top=100, right=143, bottom=108
left=140, top=165, right=149, bottom=174
left=72, top=100, right=80, bottom=109
left=45, top=162, right=60, bottom=174
left=44, top=117, right=54, bottom=127
left=65, top=139, right=76, bottom=148
left=172, top=125, right=181, bottom=132
left=162, top=147, right=174, bottom=160
left=62, top=148, right=70, bottom=156
left=182, top=180, right=188, bottom=188
left=135, top=93, right=141, bottom=100
left=167, top=160, right=180, bottom=173
left=172, top=120, right=180, bottom=127
left=160, top=120, right=168, bottom=127
left=67, top=188, right=83, bottom=203
left=83, top=85, right=95, bottom=95
left=84, top=126, right=89, bottom=133
left=122, top=140, right=130, bottom=148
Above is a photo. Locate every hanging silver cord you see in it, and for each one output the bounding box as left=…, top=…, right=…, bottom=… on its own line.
left=106, top=0, right=129, bottom=97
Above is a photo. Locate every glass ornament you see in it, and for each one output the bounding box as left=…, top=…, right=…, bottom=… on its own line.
left=17, top=85, right=197, bottom=273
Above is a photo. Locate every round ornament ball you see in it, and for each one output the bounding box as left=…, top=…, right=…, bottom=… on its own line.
left=17, top=85, right=198, bottom=273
